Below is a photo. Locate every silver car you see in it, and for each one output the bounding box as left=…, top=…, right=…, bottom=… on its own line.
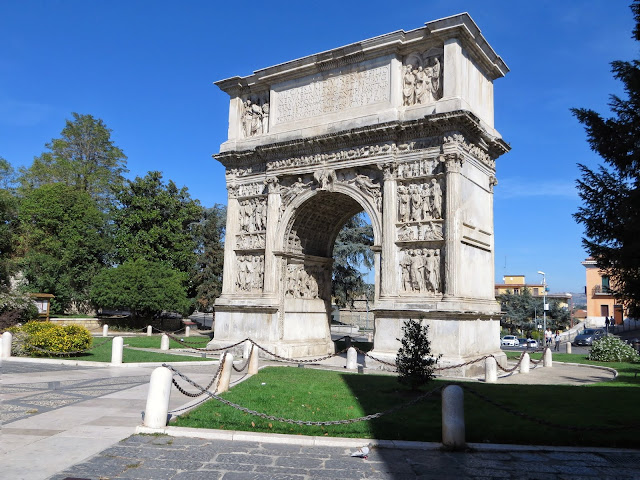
left=573, top=328, right=605, bottom=346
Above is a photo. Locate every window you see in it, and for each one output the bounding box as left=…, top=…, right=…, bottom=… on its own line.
left=533, top=288, right=539, bottom=296
left=602, top=276, right=610, bottom=293
left=600, top=305, right=609, bottom=317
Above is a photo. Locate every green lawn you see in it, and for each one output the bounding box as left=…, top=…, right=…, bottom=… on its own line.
left=173, top=359, right=640, bottom=447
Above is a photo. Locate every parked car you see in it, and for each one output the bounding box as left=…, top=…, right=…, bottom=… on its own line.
left=501, top=335, right=519, bottom=347
left=517, top=338, right=538, bottom=348
left=573, top=328, right=606, bottom=346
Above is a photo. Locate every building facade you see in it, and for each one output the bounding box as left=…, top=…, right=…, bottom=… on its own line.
left=582, top=258, right=624, bottom=325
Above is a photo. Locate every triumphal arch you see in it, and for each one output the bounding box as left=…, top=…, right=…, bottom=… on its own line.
left=211, top=13, right=510, bottom=375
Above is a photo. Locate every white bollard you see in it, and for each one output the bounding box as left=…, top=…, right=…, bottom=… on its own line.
left=243, top=340, right=252, bottom=359
left=346, top=347, right=357, bottom=370
left=160, top=334, right=170, bottom=351
left=248, top=344, right=259, bottom=375
left=185, top=326, right=190, bottom=337
left=520, top=352, right=530, bottom=374
left=484, top=356, right=497, bottom=383
left=566, top=342, right=572, bottom=354
left=1, top=331, right=12, bottom=358
left=442, top=385, right=465, bottom=449
left=543, top=347, right=553, bottom=367
left=102, top=324, right=109, bottom=337
left=143, top=366, right=173, bottom=428
left=111, top=336, right=124, bottom=365
left=147, top=325, right=152, bottom=336
left=216, top=352, right=234, bottom=394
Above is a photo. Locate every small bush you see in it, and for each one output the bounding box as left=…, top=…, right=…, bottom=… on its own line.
left=396, top=319, right=441, bottom=390
left=589, top=335, right=639, bottom=362
left=10, top=321, right=93, bottom=356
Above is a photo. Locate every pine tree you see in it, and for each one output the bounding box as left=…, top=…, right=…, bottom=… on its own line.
left=396, top=319, right=440, bottom=390
left=571, top=1, right=640, bottom=317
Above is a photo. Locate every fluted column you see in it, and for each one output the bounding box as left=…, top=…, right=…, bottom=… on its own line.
left=222, top=184, right=240, bottom=295
left=380, top=162, right=397, bottom=297
left=443, top=154, right=463, bottom=297
left=263, top=177, right=281, bottom=294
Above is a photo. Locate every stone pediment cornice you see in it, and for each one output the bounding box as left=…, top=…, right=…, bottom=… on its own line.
left=214, top=110, right=510, bottom=174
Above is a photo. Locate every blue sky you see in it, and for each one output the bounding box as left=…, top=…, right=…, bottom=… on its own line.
left=0, top=1, right=636, bottom=295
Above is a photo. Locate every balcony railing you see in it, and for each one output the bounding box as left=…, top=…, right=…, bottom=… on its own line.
left=592, top=284, right=612, bottom=296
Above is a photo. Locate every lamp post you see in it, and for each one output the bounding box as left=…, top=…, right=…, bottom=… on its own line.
left=538, top=271, right=547, bottom=346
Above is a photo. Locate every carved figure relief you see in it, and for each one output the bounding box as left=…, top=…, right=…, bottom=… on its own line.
left=234, top=182, right=266, bottom=197
left=403, top=50, right=443, bottom=106
left=397, top=179, right=443, bottom=223
left=236, top=233, right=266, bottom=250
left=281, top=176, right=312, bottom=207
left=313, top=168, right=337, bottom=191
left=400, top=248, right=442, bottom=294
left=239, top=198, right=267, bottom=234
left=241, top=95, right=270, bottom=138
left=397, top=157, right=442, bottom=179
left=285, top=264, right=330, bottom=299
left=235, top=254, right=264, bottom=292
left=398, top=221, right=443, bottom=242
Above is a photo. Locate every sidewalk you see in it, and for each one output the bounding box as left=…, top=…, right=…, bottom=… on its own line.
left=0, top=351, right=629, bottom=480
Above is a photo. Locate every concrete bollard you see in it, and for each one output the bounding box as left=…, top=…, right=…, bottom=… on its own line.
left=543, top=347, right=553, bottom=367
left=243, top=340, right=252, bottom=359
left=248, top=344, right=259, bottom=375
left=147, top=325, right=152, bottom=336
left=442, top=385, right=466, bottom=449
left=111, top=336, right=124, bottom=365
left=102, top=324, right=109, bottom=337
left=346, top=347, right=357, bottom=370
left=185, top=326, right=190, bottom=337
left=1, top=331, right=12, bottom=358
left=484, top=356, right=497, bottom=383
left=566, top=342, right=572, bottom=354
left=520, top=352, right=530, bottom=374
left=160, top=334, right=170, bottom=351
left=216, top=352, right=234, bottom=394
left=143, top=366, right=173, bottom=428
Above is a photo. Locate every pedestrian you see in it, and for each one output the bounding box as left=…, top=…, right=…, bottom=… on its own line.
left=554, top=331, right=561, bottom=351
left=605, top=316, right=610, bottom=332
left=545, top=328, right=552, bottom=347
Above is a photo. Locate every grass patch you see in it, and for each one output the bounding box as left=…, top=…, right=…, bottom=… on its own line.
left=122, top=335, right=210, bottom=350
left=173, top=361, right=640, bottom=447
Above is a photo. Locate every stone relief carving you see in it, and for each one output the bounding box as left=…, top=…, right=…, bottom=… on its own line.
left=313, top=168, right=338, bottom=191
left=443, top=134, right=494, bottom=168
left=241, top=95, right=269, bottom=138
left=234, top=182, right=266, bottom=197
left=236, top=233, right=266, bottom=250
left=398, top=221, right=443, bottom=242
left=403, top=51, right=443, bottom=107
left=281, top=176, right=313, bottom=207
left=239, top=198, right=267, bottom=234
left=397, top=157, right=442, bottom=179
left=285, top=264, right=330, bottom=300
left=397, top=179, right=443, bottom=223
left=235, top=254, right=264, bottom=292
left=399, top=248, right=442, bottom=294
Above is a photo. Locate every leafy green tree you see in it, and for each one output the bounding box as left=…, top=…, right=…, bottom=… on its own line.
left=193, top=205, right=226, bottom=310
left=19, top=113, right=128, bottom=206
left=18, top=184, right=110, bottom=313
left=90, top=259, right=189, bottom=323
left=0, top=157, right=18, bottom=287
left=112, top=171, right=203, bottom=279
left=571, top=1, right=640, bottom=317
left=0, top=157, right=16, bottom=189
left=498, top=288, right=571, bottom=334
left=396, top=319, right=440, bottom=391
left=332, top=213, right=374, bottom=308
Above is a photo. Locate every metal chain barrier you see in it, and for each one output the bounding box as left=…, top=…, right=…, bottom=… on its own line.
left=167, top=334, right=249, bottom=352
left=232, top=345, right=253, bottom=372
left=162, top=331, right=214, bottom=348
left=493, top=352, right=526, bottom=373
left=25, top=336, right=114, bottom=356
left=250, top=340, right=347, bottom=364
left=163, top=363, right=443, bottom=426
left=461, top=383, right=640, bottom=432
left=353, top=347, right=398, bottom=367
left=529, top=347, right=547, bottom=365
left=170, top=352, right=227, bottom=398
left=151, top=326, right=186, bottom=335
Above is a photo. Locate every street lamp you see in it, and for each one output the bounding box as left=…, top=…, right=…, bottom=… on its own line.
left=538, top=271, right=547, bottom=345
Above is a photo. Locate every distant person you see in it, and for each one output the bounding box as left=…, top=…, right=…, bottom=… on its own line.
left=545, top=328, right=553, bottom=347
left=554, top=331, right=561, bottom=351
left=605, top=316, right=610, bottom=332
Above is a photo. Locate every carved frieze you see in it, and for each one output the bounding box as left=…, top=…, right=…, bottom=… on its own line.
left=397, top=221, right=443, bottom=242
left=241, top=93, right=269, bottom=138
left=443, top=134, right=494, bottom=168
left=397, top=156, right=443, bottom=179
left=285, top=264, right=330, bottom=300
left=399, top=247, right=442, bottom=294
left=236, top=233, right=266, bottom=250
left=235, top=254, right=264, bottom=292
left=239, top=198, right=267, bottom=234
left=397, top=178, right=443, bottom=223
left=403, top=49, right=444, bottom=107
left=231, top=182, right=266, bottom=198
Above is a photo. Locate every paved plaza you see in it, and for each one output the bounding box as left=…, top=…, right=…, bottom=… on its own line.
left=0, top=351, right=637, bottom=480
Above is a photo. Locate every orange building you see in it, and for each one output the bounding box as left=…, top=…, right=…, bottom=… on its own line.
left=581, top=258, right=624, bottom=326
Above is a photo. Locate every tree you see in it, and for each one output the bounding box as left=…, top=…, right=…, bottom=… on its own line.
left=0, top=157, right=18, bottom=287
left=571, top=1, right=640, bottom=317
left=112, top=171, right=203, bottom=278
left=498, top=288, right=571, bottom=334
left=19, top=113, right=128, bottom=206
left=396, top=319, right=440, bottom=390
left=17, top=184, right=110, bottom=313
left=193, top=205, right=226, bottom=310
left=90, top=259, right=189, bottom=323
left=332, top=213, right=374, bottom=308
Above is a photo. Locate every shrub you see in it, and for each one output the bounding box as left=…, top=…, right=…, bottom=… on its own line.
left=396, top=319, right=441, bottom=390
left=589, top=335, right=639, bottom=362
left=0, top=291, right=39, bottom=331
left=10, top=321, right=93, bottom=356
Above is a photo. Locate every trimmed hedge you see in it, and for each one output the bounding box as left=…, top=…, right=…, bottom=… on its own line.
left=9, top=321, right=93, bottom=356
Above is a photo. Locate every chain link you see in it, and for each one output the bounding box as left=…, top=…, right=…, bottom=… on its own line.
left=163, top=363, right=442, bottom=426
left=250, top=341, right=347, bottom=364
left=232, top=345, right=253, bottom=372
left=170, top=352, right=227, bottom=398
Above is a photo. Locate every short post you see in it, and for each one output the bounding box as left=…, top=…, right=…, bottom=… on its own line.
left=566, top=342, right=572, bottom=354
left=147, top=325, right=152, bottom=336
left=143, top=366, right=173, bottom=428
left=185, top=326, right=190, bottom=337
left=160, top=334, right=170, bottom=351
left=346, top=346, right=357, bottom=370
left=1, top=331, right=12, bottom=358
left=243, top=339, right=252, bottom=359
left=543, top=347, right=552, bottom=367
left=442, top=385, right=465, bottom=449
left=102, top=324, right=109, bottom=337
left=111, top=336, right=123, bottom=365
left=216, top=352, right=234, bottom=394
left=484, top=356, right=497, bottom=383
left=248, top=344, right=259, bottom=375
left=520, top=352, right=530, bottom=374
